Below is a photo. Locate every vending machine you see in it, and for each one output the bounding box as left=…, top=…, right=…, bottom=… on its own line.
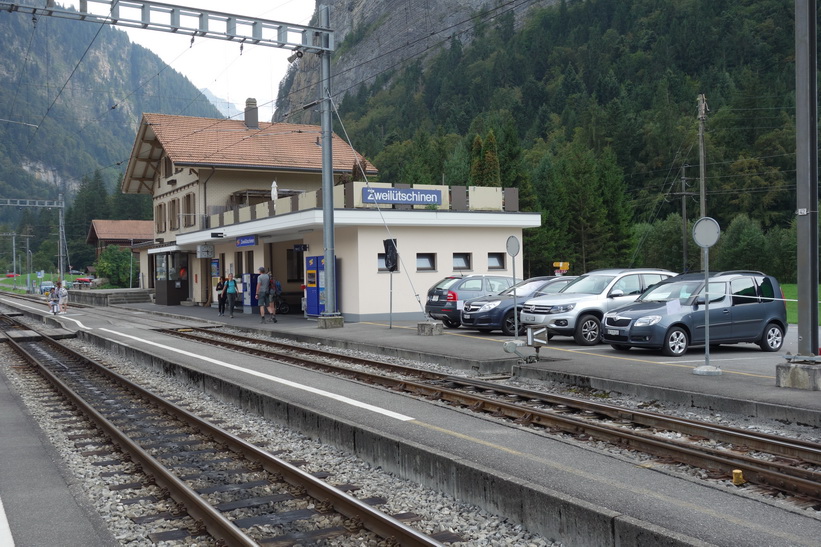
left=305, top=255, right=338, bottom=316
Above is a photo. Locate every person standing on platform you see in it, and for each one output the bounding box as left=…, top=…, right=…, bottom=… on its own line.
left=57, top=281, right=68, bottom=314
left=216, top=276, right=227, bottom=316
left=255, top=267, right=276, bottom=323
left=224, top=273, right=239, bottom=318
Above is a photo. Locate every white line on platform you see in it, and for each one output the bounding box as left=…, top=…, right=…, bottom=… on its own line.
left=0, top=495, right=14, bottom=547
left=98, top=328, right=415, bottom=421
left=0, top=298, right=90, bottom=329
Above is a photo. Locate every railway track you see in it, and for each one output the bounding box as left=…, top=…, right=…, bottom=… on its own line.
left=166, top=326, right=821, bottom=508
left=6, top=326, right=452, bottom=546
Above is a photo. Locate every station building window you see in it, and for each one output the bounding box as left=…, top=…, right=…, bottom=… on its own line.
left=169, top=198, right=180, bottom=230
left=155, top=203, right=166, bottom=233
left=378, top=253, right=400, bottom=272
left=286, top=248, right=304, bottom=282
left=452, top=252, right=472, bottom=271
left=488, top=252, right=505, bottom=270
left=416, top=253, right=436, bottom=271
left=183, top=193, right=196, bottom=227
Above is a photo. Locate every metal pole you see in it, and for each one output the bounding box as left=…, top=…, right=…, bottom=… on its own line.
left=795, top=0, right=818, bottom=356
left=11, top=233, right=16, bottom=288
left=130, top=239, right=134, bottom=288
left=319, top=4, right=338, bottom=318
left=58, top=192, right=65, bottom=281
left=681, top=165, right=688, bottom=271
left=697, top=95, right=707, bottom=270
left=703, top=248, right=710, bottom=368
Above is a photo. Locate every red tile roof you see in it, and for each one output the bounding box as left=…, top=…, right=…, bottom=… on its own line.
left=87, top=219, right=154, bottom=244
left=123, top=113, right=377, bottom=194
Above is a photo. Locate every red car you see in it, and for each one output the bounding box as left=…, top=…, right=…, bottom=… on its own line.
left=5, top=273, right=19, bottom=278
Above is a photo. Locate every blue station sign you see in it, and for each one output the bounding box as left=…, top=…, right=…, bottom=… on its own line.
left=362, top=187, right=442, bottom=206
left=236, top=235, right=258, bottom=247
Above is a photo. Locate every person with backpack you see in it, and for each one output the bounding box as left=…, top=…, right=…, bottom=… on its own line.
left=255, top=267, right=276, bottom=323
left=222, top=273, right=239, bottom=318
left=270, top=275, right=283, bottom=314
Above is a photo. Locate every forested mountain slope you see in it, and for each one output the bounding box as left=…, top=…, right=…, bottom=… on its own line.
left=0, top=8, right=221, bottom=217
left=281, top=0, right=800, bottom=279
left=0, top=7, right=223, bottom=273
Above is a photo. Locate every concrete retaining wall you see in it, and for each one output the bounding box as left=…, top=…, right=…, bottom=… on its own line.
left=76, top=329, right=709, bottom=546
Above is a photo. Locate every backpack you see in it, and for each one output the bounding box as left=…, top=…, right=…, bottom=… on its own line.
left=269, top=276, right=282, bottom=296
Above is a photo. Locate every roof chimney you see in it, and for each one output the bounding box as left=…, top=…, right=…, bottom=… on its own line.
left=244, top=98, right=258, bottom=129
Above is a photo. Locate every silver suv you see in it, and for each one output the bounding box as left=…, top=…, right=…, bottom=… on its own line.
left=520, top=268, right=676, bottom=345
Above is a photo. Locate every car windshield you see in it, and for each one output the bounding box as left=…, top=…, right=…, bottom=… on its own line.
left=560, top=274, right=616, bottom=295
left=638, top=280, right=703, bottom=302
left=500, top=279, right=549, bottom=297
left=433, top=277, right=462, bottom=290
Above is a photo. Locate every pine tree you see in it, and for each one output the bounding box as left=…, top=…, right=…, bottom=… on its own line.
left=468, top=134, right=483, bottom=186
left=480, top=130, right=502, bottom=187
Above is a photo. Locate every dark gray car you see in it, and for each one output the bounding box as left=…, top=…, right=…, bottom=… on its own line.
left=601, top=271, right=787, bottom=356
left=461, top=276, right=576, bottom=335
left=425, top=274, right=518, bottom=328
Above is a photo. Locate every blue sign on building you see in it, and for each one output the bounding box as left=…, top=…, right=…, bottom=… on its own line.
left=236, top=235, right=258, bottom=247
left=362, top=187, right=442, bottom=206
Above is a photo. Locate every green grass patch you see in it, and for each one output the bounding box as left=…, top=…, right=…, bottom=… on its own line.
left=780, top=284, right=821, bottom=325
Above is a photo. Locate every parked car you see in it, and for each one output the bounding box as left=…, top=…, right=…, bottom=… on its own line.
left=425, top=274, right=519, bottom=328
left=461, top=276, right=577, bottom=336
left=75, top=277, right=94, bottom=287
left=520, top=268, right=677, bottom=345
left=40, top=281, right=55, bottom=294
left=601, top=271, right=787, bottom=356
left=68, top=269, right=82, bottom=275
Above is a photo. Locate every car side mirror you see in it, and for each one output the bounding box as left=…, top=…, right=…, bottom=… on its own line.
left=609, top=289, right=624, bottom=298
left=694, top=296, right=706, bottom=306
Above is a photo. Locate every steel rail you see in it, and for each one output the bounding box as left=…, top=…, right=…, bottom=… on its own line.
left=169, top=327, right=821, bottom=501
left=9, top=332, right=445, bottom=547
left=176, top=326, right=448, bottom=380
left=7, top=336, right=258, bottom=547
left=444, top=377, right=821, bottom=465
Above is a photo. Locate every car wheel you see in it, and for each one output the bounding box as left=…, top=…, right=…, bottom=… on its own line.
left=441, top=317, right=460, bottom=329
left=501, top=310, right=520, bottom=336
left=662, top=327, right=689, bottom=357
left=574, top=314, right=601, bottom=345
left=759, top=322, right=784, bottom=352
left=610, top=344, right=631, bottom=352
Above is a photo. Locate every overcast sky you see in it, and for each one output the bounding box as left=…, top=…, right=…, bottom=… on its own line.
left=63, top=1, right=316, bottom=120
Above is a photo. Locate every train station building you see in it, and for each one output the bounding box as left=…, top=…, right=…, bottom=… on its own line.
left=122, top=99, right=541, bottom=322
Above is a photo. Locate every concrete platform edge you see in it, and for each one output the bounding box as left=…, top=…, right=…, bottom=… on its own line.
left=0, top=365, right=118, bottom=546
left=76, top=329, right=711, bottom=547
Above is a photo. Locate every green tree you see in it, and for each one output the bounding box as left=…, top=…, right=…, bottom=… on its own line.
left=479, top=130, right=502, bottom=187
left=630, top=214, right=696, bottom=273
left=468, top=134, right=484, bottom=186
left=94, top=245, right=132, bottom=287
left=596, top=147, right=633, bottom=266
left=713, top=214, right=767, bottom=272
left=66, top=171, right=110, bottom=270
left=552, top=134, right=608, bottom=273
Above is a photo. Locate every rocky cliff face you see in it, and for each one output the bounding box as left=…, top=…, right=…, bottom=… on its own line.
left=274, top=0, right=550, bottom=123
